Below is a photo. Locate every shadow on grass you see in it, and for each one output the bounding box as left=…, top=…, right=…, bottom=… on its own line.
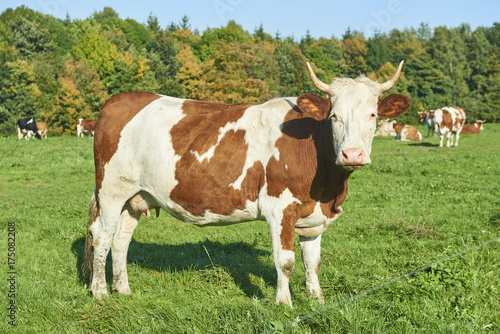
left=408, top=142, right=440, bottom=147
left=72, top=237, right=273, bottom=300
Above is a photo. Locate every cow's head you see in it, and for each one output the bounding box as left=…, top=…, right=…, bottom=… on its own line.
left=418, top=112, right=427, bottom=124
left=300, top=61, right=410, bottom=170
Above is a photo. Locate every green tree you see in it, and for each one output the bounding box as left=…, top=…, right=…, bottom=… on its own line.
left=274, top=40, right=314, bottom=96
left=194, top=21, right=251, bottom=61
left=190, top=42, right=273, bottom=103
left=366, top=32, right=391, bottom=72
left=342, top=33, right=367, bottom=76
left=9, top=17, right=54, bottom=57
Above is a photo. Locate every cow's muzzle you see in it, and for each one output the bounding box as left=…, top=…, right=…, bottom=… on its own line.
left=338, top=148, right=371, bottom=170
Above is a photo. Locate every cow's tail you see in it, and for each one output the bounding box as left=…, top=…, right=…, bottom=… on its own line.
left=82, top=189, right=97, bottom=284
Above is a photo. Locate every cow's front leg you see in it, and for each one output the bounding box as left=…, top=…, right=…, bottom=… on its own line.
left=439, top=132, right=445, bottom=147
left=268, top=214, right=296, bottom=307
left=299, top=234, right=324, bottom=301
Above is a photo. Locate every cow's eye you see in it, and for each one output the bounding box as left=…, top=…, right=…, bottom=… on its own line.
left=330, top=113, right=339, bottom=122
left=370, top=113, right=377, bottom=119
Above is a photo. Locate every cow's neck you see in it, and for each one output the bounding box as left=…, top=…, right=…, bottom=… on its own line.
left=310, top=119, right=352, bottom=217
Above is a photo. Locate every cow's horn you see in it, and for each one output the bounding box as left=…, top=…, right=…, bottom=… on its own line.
left=379, top=60, right=404, bottom=93
left=306, top=62, right=331, bottom=95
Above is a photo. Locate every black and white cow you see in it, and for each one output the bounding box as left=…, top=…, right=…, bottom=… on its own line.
left=17, top=118, right=41, bottom=140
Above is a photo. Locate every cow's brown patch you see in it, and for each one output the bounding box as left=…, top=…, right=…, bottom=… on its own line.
left=169, top=100, right=264, bottom=217
left=94, top=92, right=161, bottom=194
left=461, top=123, right=481, bottom=134
left=392, top=122, right=405, bottom=135
left=440, top=109, right=453, bottom=131
left=81, top=119, right=96, bottom=132
left=267, top=104, right=351, bottom=223
left=281, top=203, right=301, bottom=251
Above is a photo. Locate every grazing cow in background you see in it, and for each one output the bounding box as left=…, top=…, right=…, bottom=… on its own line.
left=17, top=118, right=41, bottom=140
left=374, top=119, right=397, bottom=136
left=418, top=110, right=438, bottom=137
left=36, top=122, right=48, bottom=139
left=460, top=120, right=485, bottom=135
left=433, top=107, right=466, bottom=147
left=77, top=118, right=96, bottom=137
left=83, top=61, right=411, bottom=307
left=393, top=123, right=422, bottom=142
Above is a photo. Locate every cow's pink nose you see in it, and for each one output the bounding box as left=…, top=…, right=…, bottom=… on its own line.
left=341, top=148, right=366, bottom=166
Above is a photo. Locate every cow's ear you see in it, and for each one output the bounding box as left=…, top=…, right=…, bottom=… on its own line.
left=297, top=93, right=331, bottom=121
left=378, top=94, right=411, bottom=119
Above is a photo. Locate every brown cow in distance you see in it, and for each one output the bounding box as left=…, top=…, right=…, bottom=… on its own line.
left=36, top=122, right=48, bottom=139
left=460, top=120, right=485, bottom=135
left=77, top=118, right=96, bottom=137
left=83, top=61, right=411, bottom=307
left=393, top=123, right=422, bottom=142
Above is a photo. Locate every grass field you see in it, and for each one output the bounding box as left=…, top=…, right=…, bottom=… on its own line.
left=1, top=124, right=499, bottom=333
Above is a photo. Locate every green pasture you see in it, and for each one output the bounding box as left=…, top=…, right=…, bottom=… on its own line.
left=0, top=124, right=499, bottom=333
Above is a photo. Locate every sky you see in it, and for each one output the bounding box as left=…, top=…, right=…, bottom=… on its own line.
left=1, top=0, right=499, bottom=39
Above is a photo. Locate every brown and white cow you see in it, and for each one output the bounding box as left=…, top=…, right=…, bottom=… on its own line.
left=418, top=110, right=438, bottom=137
left=433, top=107, right=466, bottom=147
left=393, top=123, right=422, bottom=142
left=460, top=120, right=485, bottom=135
left=374, top=119, right=396, bottom=136
left=77, top=118, right=96, bottom=137
left=83, top=61, right=411, bottom=307
left=36, top=122, right=48, bottom=139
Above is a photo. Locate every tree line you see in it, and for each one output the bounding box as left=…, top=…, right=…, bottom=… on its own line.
left=1, top=6, right=499, bottom=136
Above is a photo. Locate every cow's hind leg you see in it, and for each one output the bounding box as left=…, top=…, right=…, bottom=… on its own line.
left=299, top=235, right=323, bottom=301
left=111, top=203, right=140, bottom=295
left=454, top=132, right=461, bottom=147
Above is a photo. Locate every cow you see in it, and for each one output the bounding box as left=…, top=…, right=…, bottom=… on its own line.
left=393, top=123, right=422, bottom=142
left=17, top=118, right=41, bottom=140
left=82, top=61, right=411, bottom=307
left=77, top=118, right=96, bottom=137
left=36, top=122, right=48, bottom=139
left=460, top=120, right=485, bottom=135
left=418, top=110, right=438, bottom=137
left=374, top=119, right=397, bottom=136
left=433, top=107, right=466, bottom=147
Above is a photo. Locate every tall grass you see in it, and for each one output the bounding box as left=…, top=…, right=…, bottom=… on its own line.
left=0, top=125, right=498, bottom=333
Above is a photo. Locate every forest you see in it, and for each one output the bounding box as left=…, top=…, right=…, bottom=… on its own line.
left=0, top=5, right=499, bottom=136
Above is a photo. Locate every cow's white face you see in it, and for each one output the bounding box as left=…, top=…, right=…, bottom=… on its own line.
left=329, top=83, right=379, bottom=169
left=305, top=61, right=411, bottom=171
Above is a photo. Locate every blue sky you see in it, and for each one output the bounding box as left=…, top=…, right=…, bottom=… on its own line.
left=2, top=0, right=499, bottom=39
